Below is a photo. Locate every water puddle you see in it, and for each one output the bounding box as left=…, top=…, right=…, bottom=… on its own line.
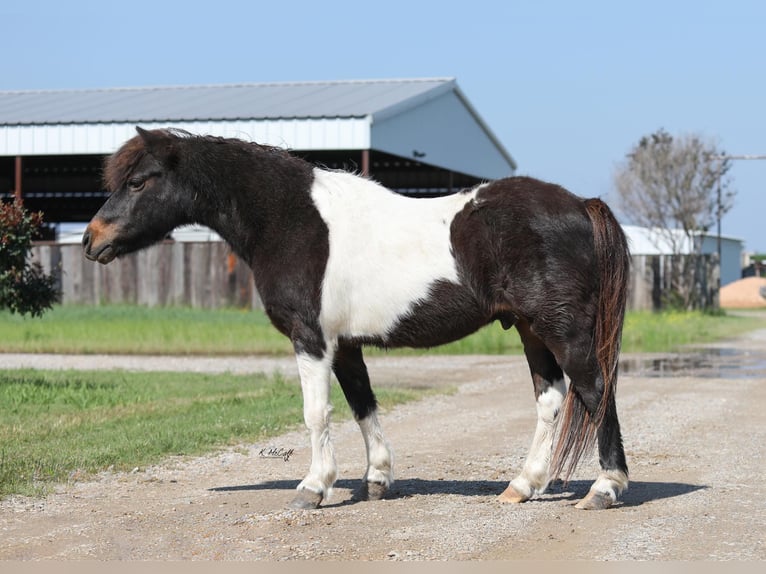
left=619, top=347, right=766, bottom=379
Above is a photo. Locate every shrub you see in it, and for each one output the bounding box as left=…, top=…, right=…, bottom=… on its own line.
left=0, top=199, right=59, bottom=316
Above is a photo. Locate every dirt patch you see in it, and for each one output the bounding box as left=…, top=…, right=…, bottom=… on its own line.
left=721, top=276, right=766, bottom=309
left=1, top=343, right=765, bottom=561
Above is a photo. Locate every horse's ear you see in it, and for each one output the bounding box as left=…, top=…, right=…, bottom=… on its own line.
left=135, top=126, right=178, bottom=167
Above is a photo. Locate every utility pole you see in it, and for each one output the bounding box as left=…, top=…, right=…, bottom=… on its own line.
left=713, top=154, right=766, bottom=308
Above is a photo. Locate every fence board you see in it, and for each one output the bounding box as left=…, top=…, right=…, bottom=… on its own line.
left=31, top=241, right=261, bottom=309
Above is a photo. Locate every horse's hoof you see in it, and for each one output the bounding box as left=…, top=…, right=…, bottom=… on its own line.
left=575, top=490, right=614, bottom=510
left=497, top=484, right=528, bottom=504
left=287, top=489, right=323, bottom=510
left=355, top=481, right=388, bottom=501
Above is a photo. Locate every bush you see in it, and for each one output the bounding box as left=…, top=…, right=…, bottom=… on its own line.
left=0, top=199, right=59, bottom=317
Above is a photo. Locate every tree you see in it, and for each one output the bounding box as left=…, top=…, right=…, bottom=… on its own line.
left=614, top=129, right=735, bottom=310
left=0, top=199, right=59, bottom=316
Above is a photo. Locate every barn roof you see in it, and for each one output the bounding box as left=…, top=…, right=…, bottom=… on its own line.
left=2, top=78, right=518, bottom=224
left=623, top=225, right=743, bottom=255
left=0, top=78, right=459, bottom=125
left=0, top=78, right=516, bottom=178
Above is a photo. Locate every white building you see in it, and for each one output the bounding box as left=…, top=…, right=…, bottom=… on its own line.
left=623, top=225, right=744, bottom=286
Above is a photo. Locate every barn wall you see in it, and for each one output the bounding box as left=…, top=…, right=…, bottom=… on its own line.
left=372, top=90, right=514, bottom=180
left=1, top=118, right=371, bottom=156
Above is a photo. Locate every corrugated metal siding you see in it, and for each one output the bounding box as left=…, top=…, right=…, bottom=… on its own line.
left=0, top=118, right=371, bottom=155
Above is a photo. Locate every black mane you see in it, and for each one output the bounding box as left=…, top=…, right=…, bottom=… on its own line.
left=103, top=128, right=302, bottom=193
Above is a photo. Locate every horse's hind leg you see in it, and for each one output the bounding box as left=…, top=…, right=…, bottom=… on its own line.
left=574, top=378, right=628, bottom=509
left=333, top=344, right=394, bottom=500
left=499, top=322, right=566, bottom=503
left=563, top=352, right=629, bottom=510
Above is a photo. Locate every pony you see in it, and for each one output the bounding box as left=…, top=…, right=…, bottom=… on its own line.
left=83, top=127, right=630, bottom=510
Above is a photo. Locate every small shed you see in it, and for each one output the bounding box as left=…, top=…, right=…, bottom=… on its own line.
left=623, top=225, right=744, bottom=286
left=623, top=225, right=745, bottom=310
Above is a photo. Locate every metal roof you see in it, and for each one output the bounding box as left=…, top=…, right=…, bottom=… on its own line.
left=0, top=77, right=517, bottom=176
left=0, top=78, right=457, bottom=125
left=623, top=225, right=743, bottom=255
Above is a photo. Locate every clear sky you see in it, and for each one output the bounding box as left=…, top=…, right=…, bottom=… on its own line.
left=3, top=0, right=765, bottom=252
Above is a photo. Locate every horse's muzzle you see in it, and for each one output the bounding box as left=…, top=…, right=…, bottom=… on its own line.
left=82, top=228, right=117, bottom=264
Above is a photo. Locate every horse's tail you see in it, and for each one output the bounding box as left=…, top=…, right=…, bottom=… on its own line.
left=551, top=197, right=630, bottom=482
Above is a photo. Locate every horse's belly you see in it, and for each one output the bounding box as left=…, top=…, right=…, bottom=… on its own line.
left=320, top=267, right=490, bottom=348
left=383, top=279, right=489, bottom=348
left=320, top=270, right=459, bottom=340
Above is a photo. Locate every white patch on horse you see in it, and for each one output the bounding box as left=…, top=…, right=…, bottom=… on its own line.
left=294, top=351, right=337, bottom=498
left=584, top=469, right=629, bottom=503
left=508, top=378, right=567, bottom=499
left=357, top=411, right=394, bottom=487
left=310, top=169, right=482, bottom=340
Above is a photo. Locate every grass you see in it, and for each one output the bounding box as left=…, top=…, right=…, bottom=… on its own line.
left=0, top=305, right=291, bottom=355
left=0, top=304, right=526, bottom=356
left=621, top=310, right=766, bottom=353
left=0, top=368, right=441, bottom=498
left=2, top=304, right=765, bottom=356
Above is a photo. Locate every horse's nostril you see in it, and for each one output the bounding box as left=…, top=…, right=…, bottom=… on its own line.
left=82, top=230, right=91, bottom=249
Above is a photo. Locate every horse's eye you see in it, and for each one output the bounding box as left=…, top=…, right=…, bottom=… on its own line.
left=128, top=177, right=146, bottom=192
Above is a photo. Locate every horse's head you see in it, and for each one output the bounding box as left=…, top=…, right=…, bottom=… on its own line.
left=83, top=127, right=193, bottom=264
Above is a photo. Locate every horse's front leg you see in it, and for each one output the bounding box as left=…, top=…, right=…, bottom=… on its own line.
left=333, top=344, right=394, bottom=501
left=289, top=348, right=337, bottom=509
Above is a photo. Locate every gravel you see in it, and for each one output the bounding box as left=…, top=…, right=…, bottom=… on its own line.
left=1, top=333, right=765, bottom=561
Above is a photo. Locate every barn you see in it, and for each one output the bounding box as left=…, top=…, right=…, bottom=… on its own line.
left=0, top=77, right=516, bottom=235
left=1, top=78, right=517, bottom=307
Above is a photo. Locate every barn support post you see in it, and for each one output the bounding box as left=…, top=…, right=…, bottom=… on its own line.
left=361, top=149, right=370, bottom=176
left=14, top=156, right=23, bottom=202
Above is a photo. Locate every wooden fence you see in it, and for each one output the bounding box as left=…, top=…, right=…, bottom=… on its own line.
left=31, top=241, right=261, bottom=309
left=31, top=242, right=717, bottom=312
left=627, top=253, right=718, bottom=311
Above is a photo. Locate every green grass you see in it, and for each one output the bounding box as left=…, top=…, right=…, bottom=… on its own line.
left=0, top=305, right=291, bottom=355
left=2, top=304, right=765, bottom=356
left=0, top=368, right=439, bottom=498
left=0, top=304, right=526, bottom=356
left=621, top=310, right=766, bottom=353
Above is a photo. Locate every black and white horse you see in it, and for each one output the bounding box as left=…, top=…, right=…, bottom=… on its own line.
left=83, top=127, right=630, bottom=510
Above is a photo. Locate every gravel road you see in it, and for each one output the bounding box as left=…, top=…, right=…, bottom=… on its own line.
left=1, top=330, right=765, bottom=561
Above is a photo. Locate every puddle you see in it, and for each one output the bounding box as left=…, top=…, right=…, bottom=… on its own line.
left=619, top=347, right=766, bottom=379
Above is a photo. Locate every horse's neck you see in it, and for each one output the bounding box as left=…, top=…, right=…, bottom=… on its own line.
left=194, top=189, right=264, bottom=265
left=190, top=158, right=317, bottom=269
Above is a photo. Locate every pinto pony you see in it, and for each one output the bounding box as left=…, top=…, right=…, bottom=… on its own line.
left=83, top=128, right=630, bottom=510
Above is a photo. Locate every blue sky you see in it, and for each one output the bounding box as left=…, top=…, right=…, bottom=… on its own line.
left=3, top=0, right=765, bottom=252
